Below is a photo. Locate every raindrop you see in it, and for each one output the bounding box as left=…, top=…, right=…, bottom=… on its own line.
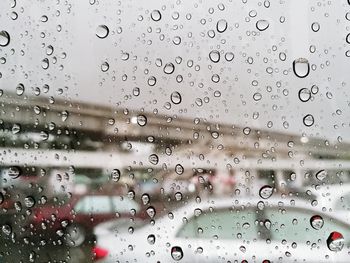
left=164, top=63, right=175, bottom=74
left=40, top=15, right=48, bottom=22
left=346, top=33, right=350, bottom=44
left=259, top=185, right=273, bottom=199
left=216, top=19, right=228, bottom=33
left=175, top=164, right=184, bottom=175
left=298, top=88, right=311, bottom=102
left=8, top=166, right=21, bottom=179
left=209, top=50, right=220, bottom=63
left=24, top=196, right=35, bottom=208
left=141, top=194, right=150, bottom=205
left=146, top=206, right=156, bottom=218
left=46, top=45, right=54, bottom=55
left=310, top=215, right=324, bottom=230
left=110, top=169, right=120, bottom=182
left=303, top=114, right=314, bottom=127
left=96, top=25, right=109, bottom=39
left=311, top=22, right=320, bottom=32
left=137, top=115, right=147, bottom=126
left=12, top=123, right=21, bottom=134
left=133, top=87, right=140, bottom=96
left=42, top=58, right=49, bottom=70
left=171, top=92, right=182, bottom=104
left=147, top=234, right=155, bottom=244
left=293, top=58, right=310, bottom=78
left=147, top=76, right=157, bottom=86
left=101, top=62, right=109, bottom=72
left=315, top=170, right=327, bottom=181
left=16, top=83, right=25, bottom=95
left=151, top=10, right=162, bottom=21
left=175, top=192, right=182, bottom=201
left=0, top=31, right=10, bottom=47
left=149, top=154, right=159, bottom=165
left=256, top=20, right=269, bottom=31
left=171, top=246, right=184, bottom=261
left=327, top=232, right=344, bottom=252
left=224, top=52, right=234, bottom=61
left=2, top=224, right=12, bottom=235
left=0, top=193, right=3, bottom=204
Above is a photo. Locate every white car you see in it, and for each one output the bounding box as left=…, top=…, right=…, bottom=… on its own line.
left=305, top=184, right=350, bottom=221
left=92, top=197, right=350, bottom=262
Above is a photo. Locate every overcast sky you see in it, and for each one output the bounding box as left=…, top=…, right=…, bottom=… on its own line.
left=1, top=0, right=350, bottom=142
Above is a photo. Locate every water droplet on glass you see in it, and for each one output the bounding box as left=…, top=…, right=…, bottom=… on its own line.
left=171, top=246, right=184, bottom=261
left=327, top=232, right=344, bottom=252
left=2, top=224, right=12, bottom=235
left=24, top=196, right=35, bottom=208
left=141, top=193, right=150, bottom=205
left=315, top=170, right=327, bottom=181
left=40, top=15, right=48, bottom=22
left=209, top=50, right=220, bottom=63
left=12, top=123, right=21, bottom=134
left=137, top=115, right=147, bottom=126
left=8, top=166, right=21, bottom=179
left=303, top=114, right=314, bottom=127
left=293, top=58, right=310, bottom=78
left=256, top=20, right=269, bottom=31
left=164, top=63, right=175, bottom=74
left=96, top=25, right=109, bottom=39
left=259, top=185, right=273, bottom=199
left=101, top=62, right=109, bottom=72
left=16, top=83, right=25, bottom=95
left=175, top=164, right=184, bottom=175
left=146, top=206, right=156, bottom=218
left=42, top=58, right=49, bottom=70
left=0, top=193, right=4, bottom=204
left=110, top=169, right=120, bottom=182
left=216, top=19, right=227, bottom=33
left=310, top=215, right=324, bottom=230
left=147, top=76, right=157, bottom=86
left=224, top=52, right=234, bottom=61
left=298, top=88, right=311, bottom=102
left=149, top=154, right=159, bottom=165
left=151, top=10, right=162, bottom=21
left=147, top=234, right=155, bottom=244
left=170, top=91, right=182, bottom=104
left=0, top=31, right=10, bottom=47
left=311, top=22, right=320, bottom=32
left=175, top=192, right=182, bottom=201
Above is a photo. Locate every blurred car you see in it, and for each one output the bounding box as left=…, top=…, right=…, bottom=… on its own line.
left=305, top=183, right=350, bottom=221
left=92, top=197, right=350, bottom=262
left=28, top=193, right=142, bottom=247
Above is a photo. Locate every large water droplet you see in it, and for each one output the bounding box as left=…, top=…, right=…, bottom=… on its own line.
left=16, top=83, right=25, bottom=95
left=311, top=22, right=320, bottom=32
left=224, top=52, right=234, bottom=61
left=303, top=114, right=314, bottom=127
left=293, top=58, right=310, bottom=78
left=256, top=20, right=269, bottom=31
left=259, top=185, right=273, bottom=199
left=101, top=62, right=109, bottom=72
left=0, top=31, right=10, bottom=47
left=137, top=115, right=147, bottom=126
left=24, top=196, right=35, bottom=208
left=41, top=58, right=49, bottom=70
left=327, top=232, right=344, bottom=252
left=151, top=10, right=162, bottom=21
left=149, top=154, right=159, bottom=165
left=163, top=63, right=175, bottom=74
left=8, top=166, right=21, bottom=179
left=216, top=19, right=227, bottom=33
left=310, top=215, right=324, bottom=230
left=175, top=164, right=184, bottom=175
left=12, top=123, right=21, bottom=134
left=171, top=246, right=183, bottom=261
left=147, top=234, right=155, bottom=244
left=170, top=91, right=182, bottom=104
left=209, top=50, right=220, bottom=63
left=96, top=25, right=109, bottom=39
left=141, top=193, right=150, bottom=205
left=315, top=170, right=327, bottom=181
left=146, top=206, right=156, bottom=218
left=110, top=169, right=120, bottom=182
left=298, top=88, right=311, bottom=102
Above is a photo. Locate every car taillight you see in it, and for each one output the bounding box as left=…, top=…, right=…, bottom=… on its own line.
left=92, top=246, right=109, bottom=261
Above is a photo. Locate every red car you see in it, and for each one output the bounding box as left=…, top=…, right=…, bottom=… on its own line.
left=27, top=193, right=143, bottom=247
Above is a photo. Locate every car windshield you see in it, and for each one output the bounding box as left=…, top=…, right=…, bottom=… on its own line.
left=1, top=0, right=350, bottom=262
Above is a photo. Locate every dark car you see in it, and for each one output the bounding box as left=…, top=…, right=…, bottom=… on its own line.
left=26, top=193, right=143, bottom=247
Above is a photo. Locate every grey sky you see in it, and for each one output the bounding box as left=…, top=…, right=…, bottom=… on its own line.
left=1, top=0, right=350, bottom=142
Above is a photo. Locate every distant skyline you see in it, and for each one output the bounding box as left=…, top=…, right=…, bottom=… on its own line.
left=1, top=0, right=350, bottom=142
